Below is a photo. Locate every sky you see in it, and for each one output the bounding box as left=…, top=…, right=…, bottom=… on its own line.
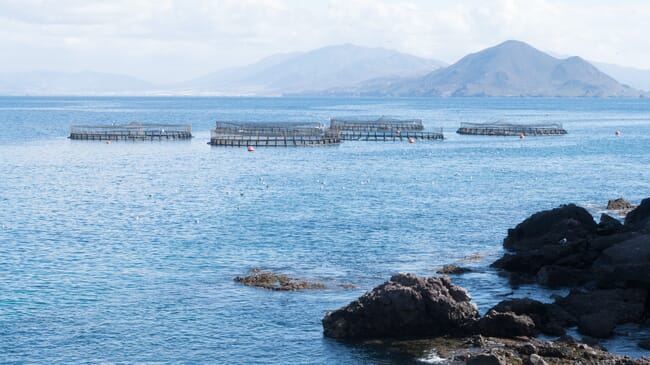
left=1, top=0, right=650, bottom=84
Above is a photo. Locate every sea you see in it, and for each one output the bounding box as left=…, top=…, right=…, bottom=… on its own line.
left=1, top=96, right=649, bottom=364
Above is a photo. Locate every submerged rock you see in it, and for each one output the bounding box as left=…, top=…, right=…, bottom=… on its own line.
left=322, top=273, right=479, bottom=339
left=436, top=264, right=473, bottom=275
left=234, top=269, right=325, bottom=291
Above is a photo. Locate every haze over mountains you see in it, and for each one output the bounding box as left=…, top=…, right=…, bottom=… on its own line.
left=0, top=41, right=646, bottom=97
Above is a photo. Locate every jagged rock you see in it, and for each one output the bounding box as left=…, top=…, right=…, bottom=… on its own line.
left=476, top=310, right=537, bottom=338
left=555, top=288, right=647, bottom=326
left=322, top=273, right=479, bottom=339
left=503, top=204, right=598, bottom=252
left=578, top=312, right=616, bottom=338
left=437, top=264, right=473, bottom=274
left=234, top=269, right=325, bottom=291
left=607, top=198, right=636, bottom=211
left=625, top=198, right=650, bottom=230
left=528, top=354, right=549, bottom=365
left=536, top=265, right=588, bottom=287
left=489, top=298, right=576, bottom=336
left=592, top=234, right=650, bottom=288
left=466, top=353, right=506, bottom=365
left=598, top=213, right=626, bottom=235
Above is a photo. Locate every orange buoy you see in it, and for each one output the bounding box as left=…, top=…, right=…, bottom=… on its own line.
left=519, top=134, right=525, bottom=139
left=247, top=146, right=255, bottom=152
left=106, top=140, right=111, bottom=144
left=408, top=138, right=415, bottom=143
left=615, top=130, right=621, bottom=136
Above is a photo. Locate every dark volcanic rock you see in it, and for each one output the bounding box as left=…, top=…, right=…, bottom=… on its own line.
left=598, top=213, right=626, bottom=235
left=476, top=310, right=537, bottom=338
left=466, top=353, right=506, bottom=365
left=503, top=204, right=598, bottom=252
left=592, top=234, right=650, bottom=288
left=536, top=265, right=588, bottom=287
left=578, top=312, right=616, bottom=338
left=625, top=198, right=650, bottom=231
left=608, top=198, right=636, bottom=211
left=489, top=298, right=576, bottom=336
left=321, top=273, right=479, bottom=339
left=555, top=288, right=647, bottom=326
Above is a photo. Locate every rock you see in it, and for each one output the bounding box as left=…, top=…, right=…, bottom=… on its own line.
left=625, top=198, right=650, bottom=230
left=555, top=288, right=647, bottom=325
left=466, top=353, right=505, bottom=365
left=607, top=198, right=636, bottom=211
left=578, top=312, right=616, bottom=338
left=476, top=310, right=537, bottom=338
left=489, top=298, right=576, bottom=336
left=436, top=264, right=473, bottom=275
left=528, top=353, right=549, bottom=365
left=322, top=273, right=479, bottom=339
left=234, top=269, right=325, bottom=291
left=639, top=338, right=650, bottom=350
left=592, top=234, right=650, bottom=288
left=597, top=213, right=626, bottom=235
left=536, top=265, right=588, bottom=287
left=503, top=204, right=598, bottom=252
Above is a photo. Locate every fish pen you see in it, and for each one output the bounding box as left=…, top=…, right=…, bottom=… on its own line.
left=69, top=122, right=193, bottom=141
left=208, top=121, right=341, bottom=147
left=456, top=121, right=567, bottom=136
left=329, top=117, right=444, bottom=141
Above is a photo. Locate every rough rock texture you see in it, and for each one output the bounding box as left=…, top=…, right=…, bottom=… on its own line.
left=488, top=298, right=576, bottom=336
left=555, top=288, right=648, bottom=326
left=598, top=213, right=626, bottom=235
left=436, top=264, right=473, bottom=275
left=503, top=204, right=598, bottom=252
left=234, top=269, right=325, bottom=291
left=322, top=273, right=479, bottom=339
left=593, top=235, right=650, bottom=288
left=476, top=310, right=537, bottom=338
left=625, top=198, right=650, bottom=231
left=608, top=198, right=636, bottom=211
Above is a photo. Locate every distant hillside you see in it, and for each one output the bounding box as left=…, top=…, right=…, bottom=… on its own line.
left=0, top=71, right=154, bottom=95
left=592, top=62, right=650, bottom=92
left=175, top=44, right=446, bottom=95
left=325, top=40, right=643, bottom=97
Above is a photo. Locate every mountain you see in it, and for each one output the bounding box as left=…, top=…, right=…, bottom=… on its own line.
left=328, top=40, right=642, bottom=97
left=591, top=62, right=650, bottom=92
left=175, top=44, right=446, bottom=95
left=0, top=71, right=154, bottom=95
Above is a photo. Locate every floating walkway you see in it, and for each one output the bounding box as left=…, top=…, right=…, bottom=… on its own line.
left=456, top=122, right=567, bottom=136
left=69, top=122, right=192, bottom=141
left=208, top=121, right=340, bottom=147
left=329, top=117, right=444, bottom=141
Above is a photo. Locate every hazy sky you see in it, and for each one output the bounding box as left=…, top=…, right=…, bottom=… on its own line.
left=2, top=0, right=649, bottom=83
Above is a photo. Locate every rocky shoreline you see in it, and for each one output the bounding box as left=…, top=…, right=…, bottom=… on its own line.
left=322, top=197, right=650, bottom=364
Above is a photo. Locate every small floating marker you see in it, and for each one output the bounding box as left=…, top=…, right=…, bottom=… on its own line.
left=396, top=129, right=401, bottom=135
left=615, top=130, right=621, bottom=136
left=247, top=146, right=255, bottom=152
left=106, top=140, right=111, bottom=144
left=519, top=134, right=525, bottom=139
left=408, top=138, right=415, bottom=143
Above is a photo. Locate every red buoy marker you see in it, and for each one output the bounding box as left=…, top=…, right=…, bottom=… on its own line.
left=106, top=140, right=111, bottom=144
left=247, top=146, right=255, bottom=152
left=408, top=138, right=415, bottom=144
left=519, top=134, right=525, bottom=139
left=615, top=130, right=621, bottom=136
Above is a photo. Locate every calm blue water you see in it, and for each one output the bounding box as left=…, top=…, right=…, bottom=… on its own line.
left=1, top=96, right=649, bottom=363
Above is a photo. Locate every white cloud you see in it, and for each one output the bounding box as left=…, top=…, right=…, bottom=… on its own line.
left=0, top=0, right=649, bottom=83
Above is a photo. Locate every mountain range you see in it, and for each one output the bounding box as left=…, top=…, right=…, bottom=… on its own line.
left=0, top=41, right=646, bottom=97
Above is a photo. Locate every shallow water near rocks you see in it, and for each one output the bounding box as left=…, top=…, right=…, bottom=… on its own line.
left=1, top=96, right=650, bottom=363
